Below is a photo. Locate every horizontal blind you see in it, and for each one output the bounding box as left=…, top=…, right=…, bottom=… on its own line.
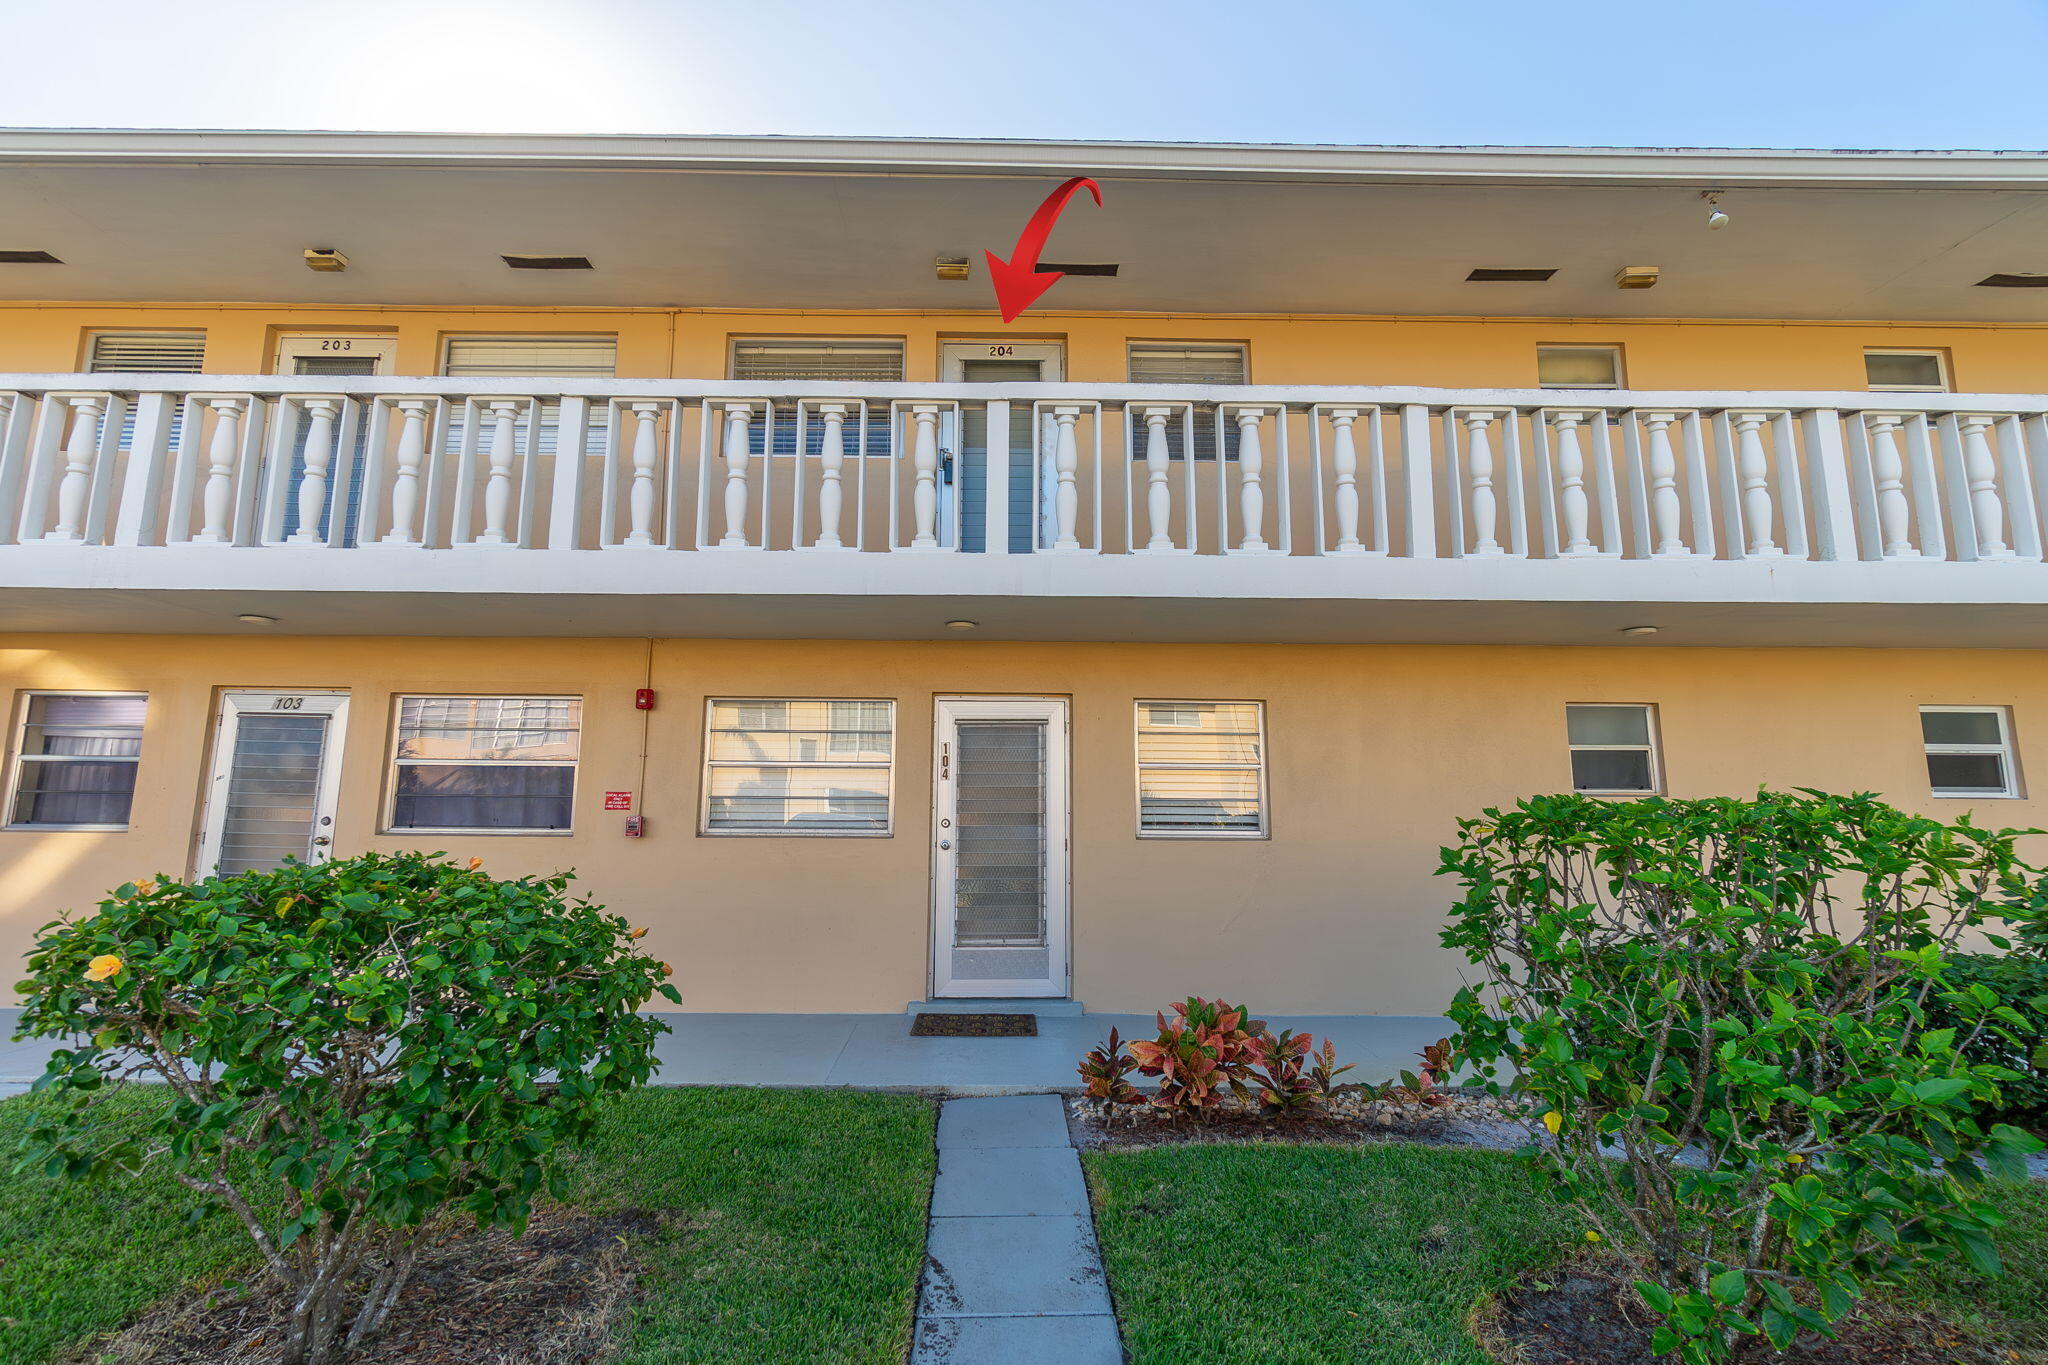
left=1127, top=344, right=1247, bottom=385
left=1128, top=344, right=1246, bottom=462
left=732, top=341, right=903, bottom=458
left=442, top=337, right=618, bottom=377
left=1136, top=701, right=1265, bottom=834
left=731, top=340, right=904, bottom=383
left=88, top=332, right=206, bottom=373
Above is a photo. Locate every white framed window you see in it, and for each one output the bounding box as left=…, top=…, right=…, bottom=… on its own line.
left=1537, top=345, right=1624, bottom=389
left=702, top=699, right=894, bottom=835
left=1921, top=706, right=2019, bottom=798
left=440, top=336, right=618, bottom=377
left=1135, top=700, right=1267, bottom=837
left=729, top=338, right=904, bottom=458
left=1865, top=349, right=1951, bottom=393
left=387, top=696, right=581, bottom=833
left=6, top=692, right=147, bottom=829
left=1566, top=704, right=1661, bottom=794
left=87, top=331, right=206, bottom=373
left=1128, top=342, right=1249, bottom=462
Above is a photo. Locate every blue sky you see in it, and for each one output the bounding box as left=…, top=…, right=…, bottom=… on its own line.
left=5, top=0, right=2047, bottom=149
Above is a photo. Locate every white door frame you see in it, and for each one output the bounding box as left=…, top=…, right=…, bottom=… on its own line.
left=931, top=696, right=1071, bottom=999
left=270, top=333, right=398, bottom=374
left=938, top=340, right=1067, bottom=381
left=195, top=690, right=350, bottom=878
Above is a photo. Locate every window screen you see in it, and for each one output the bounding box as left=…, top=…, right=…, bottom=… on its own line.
left=1921, top=706, right=2017, bottom=797
left=1865, top=351, right=1949, bottom=392
left=88, top=333, right=206, bottom=373
left=7, top=693, right=146, bottom=827
left=1566, top=704, right=1660, bottom=793
left=703, top=699, right=893, bottom=834
left=1136, top=701, right=1266, bottom=835
left=1537, top=347, right=1623, bottom=389
left=390, top=696, right=580, bottom=831
left=1128, top=343, right=1248, bottom=463
left=731, top=340, right=904, bottom=458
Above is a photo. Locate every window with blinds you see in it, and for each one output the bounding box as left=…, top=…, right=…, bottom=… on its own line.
left=388, top=696, right=581, bottom=832
left=441, top=337, right=618, bottom=377
left=6, top=692, right=147, bottom=828
left=440, top=337, right=616, bottom=459
left=703, top=698, right=894, bottom=834
left=1135, top=701, right=1266, bottom=836
left=1128, top=343, right=1248, bottom=462
left=731, top=339, right=904, bottom=458
left=87, top=332, right=206, bottom=373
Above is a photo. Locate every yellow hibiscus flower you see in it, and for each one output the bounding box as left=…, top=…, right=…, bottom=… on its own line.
left=85, top=954, right=122, bottom=982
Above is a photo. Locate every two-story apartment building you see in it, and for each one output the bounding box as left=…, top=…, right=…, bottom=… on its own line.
left=2, top=131, right=2045, bottom=1015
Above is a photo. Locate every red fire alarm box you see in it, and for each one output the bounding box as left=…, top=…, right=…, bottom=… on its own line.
left=634, top=688, right=656, bottom=711
left=623, top=814, right=645, bottom=838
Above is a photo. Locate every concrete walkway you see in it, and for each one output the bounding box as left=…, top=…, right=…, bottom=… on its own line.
left=912, top=1095, right=1121, bottom=1364
left=0, top=1008, right=1453, bottom=1094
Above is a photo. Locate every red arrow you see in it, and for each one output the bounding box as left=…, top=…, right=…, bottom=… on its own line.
left=985, top=176, right=1103, bottom=322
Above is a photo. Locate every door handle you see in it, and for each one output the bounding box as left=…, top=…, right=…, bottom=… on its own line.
left=311, top=836, right=332, bottom=847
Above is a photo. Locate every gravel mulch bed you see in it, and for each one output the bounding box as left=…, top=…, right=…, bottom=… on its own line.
left=61, top=1205, right=656, bottom=1365
left=1067, top=1086, right=1533, bottom=1150
left=1475, top=1257, right=2013, bottom=1365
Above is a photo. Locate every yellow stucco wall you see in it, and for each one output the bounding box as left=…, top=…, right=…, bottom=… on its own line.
left=2, top=635, right=2041, bottom=1015
left=3, top=300, right=2048, bottom=390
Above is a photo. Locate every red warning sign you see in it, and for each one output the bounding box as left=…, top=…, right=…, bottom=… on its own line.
left=604, top=791, right=634, bottom=811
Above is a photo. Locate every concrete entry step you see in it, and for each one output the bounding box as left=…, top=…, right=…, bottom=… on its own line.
left=906, top=998, right=1087, bottom=1017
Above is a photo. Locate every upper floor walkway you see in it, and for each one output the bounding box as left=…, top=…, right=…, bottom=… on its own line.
left=3, top=371, right=2046, bottom=646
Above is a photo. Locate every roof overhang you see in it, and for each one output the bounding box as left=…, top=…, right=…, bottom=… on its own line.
left=4, top=130, right=2048, bottom=319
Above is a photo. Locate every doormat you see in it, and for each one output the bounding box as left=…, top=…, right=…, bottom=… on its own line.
left=910, top=1012, right=1039, bottom=1037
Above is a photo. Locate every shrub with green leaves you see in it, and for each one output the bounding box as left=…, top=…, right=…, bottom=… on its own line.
left=1925, top=902, right=2048, bottom=1124
left=1439, top=790, right=2044, bottom=1363
left=13, top=851, right=678, bottom=1365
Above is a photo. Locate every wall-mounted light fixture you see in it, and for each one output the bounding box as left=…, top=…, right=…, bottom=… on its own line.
left=1703, top=191, right=1730, bottom=231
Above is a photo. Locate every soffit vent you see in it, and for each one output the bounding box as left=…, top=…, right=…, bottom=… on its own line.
left=502, top=254, right=594, bottom=270
left=0, top=249, right=62, bottom=264
left=1975, top=273, right=2048, bottom=288
left=1466, top=267, right=1557, bottom=282
left=1034, top=262, right=1119, bottom=276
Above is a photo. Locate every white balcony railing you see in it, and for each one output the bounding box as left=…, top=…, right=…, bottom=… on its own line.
left=2, top=376, right=2045, bottom=567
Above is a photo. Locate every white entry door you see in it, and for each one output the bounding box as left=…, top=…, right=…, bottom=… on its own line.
left=195, top=691, right=349, bottom=878
left=932, top=697, right=1070, bottom=998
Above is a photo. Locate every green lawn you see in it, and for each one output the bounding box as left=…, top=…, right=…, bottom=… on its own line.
left=1083, top=1140, right=2048, bottom=1365
left=0, top=1086, right=935, bottom=1365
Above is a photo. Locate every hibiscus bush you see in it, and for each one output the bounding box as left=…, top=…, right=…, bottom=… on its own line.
left=13, top=851, right=677, bottom=1365
left=1440, top=790, right=2044, bottom=1363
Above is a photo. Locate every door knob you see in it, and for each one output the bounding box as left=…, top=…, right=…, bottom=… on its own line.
left=311, top=836, right=331, bottom=847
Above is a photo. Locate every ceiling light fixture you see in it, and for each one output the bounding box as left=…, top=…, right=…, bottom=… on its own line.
left=935, top=256, right=971, bottom=281
left=1614, top=265, right=1661, bottom=290
left=237, top=613, right=278, bottom=624
left=303, top=247, right=348, bottom=273
left=1619, top=624, right=1660, bottom=636
left=944, top=619, right=979, bottom=631
left=1702, top=191, right=1730, bottom=231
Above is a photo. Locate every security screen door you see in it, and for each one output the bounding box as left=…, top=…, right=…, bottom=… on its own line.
left=931, top=697, right=1071, bottom=998
left=194, top=691, right=349, bottom=877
